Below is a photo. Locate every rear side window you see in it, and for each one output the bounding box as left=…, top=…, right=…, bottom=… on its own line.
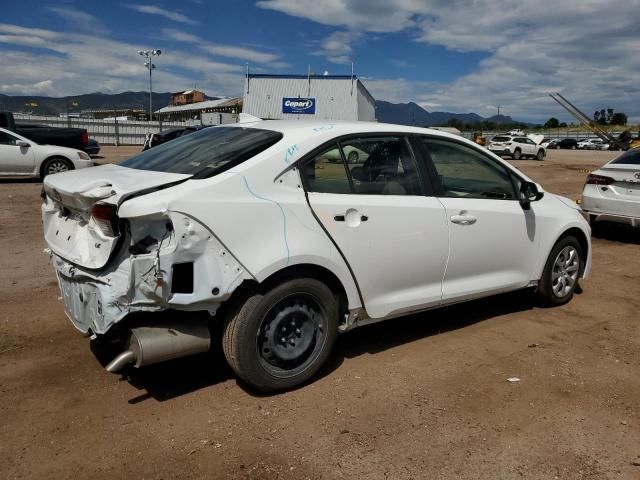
left=121, top=126, right=283, bottom=179
left=611, top=149, right=640, bottom=165
left=301, top=136, right=422, bottom=196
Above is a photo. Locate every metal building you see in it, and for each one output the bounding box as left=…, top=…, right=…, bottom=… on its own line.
left=242, top=74, right=376, bottom=121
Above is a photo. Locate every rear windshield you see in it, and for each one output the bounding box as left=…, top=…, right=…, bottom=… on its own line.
left=492, top=136, right=511, bottom=142
left=121, top=126, right=283, bottom=178
left=611, top=149, right=640, bottom=165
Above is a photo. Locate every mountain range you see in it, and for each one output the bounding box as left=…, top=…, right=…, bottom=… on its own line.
left=0, top=92, right=520, bottom=126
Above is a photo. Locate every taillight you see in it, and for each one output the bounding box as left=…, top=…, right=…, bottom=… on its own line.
left=91, top=203, right=119, bottom=236
left=81, top=131, right=88, bottom=146
left=585, top=173, right=615, bottom=185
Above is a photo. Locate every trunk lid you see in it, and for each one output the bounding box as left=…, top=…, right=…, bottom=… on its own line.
left=43, top=164, right=191, bottom=269
left=594, top=164, right=640, bottom=202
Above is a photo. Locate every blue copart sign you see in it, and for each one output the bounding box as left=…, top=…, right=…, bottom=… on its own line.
left=282, top=98, right=316, bottom=114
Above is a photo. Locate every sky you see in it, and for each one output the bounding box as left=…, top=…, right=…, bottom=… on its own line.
left=1, top=0, right=639, bottom=122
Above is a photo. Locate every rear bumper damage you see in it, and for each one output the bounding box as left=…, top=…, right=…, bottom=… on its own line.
left=48, top=211, right=253, bottom=336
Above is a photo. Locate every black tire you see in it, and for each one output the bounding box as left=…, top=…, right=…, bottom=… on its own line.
left=347, top=150, right=359, bottom=163
left=512, top=149, right=522, bottom=160
left=536, top=149, right=545, bottom=161
left=222, top=278, right=338, bottom=392
left=571, top=145, right=576, bottom=150
left=41, top=157, right=73, bottom=178
left=536, top=235, right=583, bottom=306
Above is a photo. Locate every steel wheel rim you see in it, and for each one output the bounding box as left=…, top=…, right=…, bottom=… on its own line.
left=347, top=151, right=359, bottom=163
left=48, top=161, right=69, bottom=174
left=256, top=293, right=328, bottom=378
left=551, top=246, right=579, bottom=298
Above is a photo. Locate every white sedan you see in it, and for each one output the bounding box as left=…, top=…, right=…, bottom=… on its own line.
left=0, top=127, right=94, bottom=178
left=41, top=119, right=591, bottom=392
left=582, top=148, right=640, bottom=227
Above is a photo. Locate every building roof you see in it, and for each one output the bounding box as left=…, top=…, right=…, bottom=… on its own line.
left=156, top=97, right=241, bottom=114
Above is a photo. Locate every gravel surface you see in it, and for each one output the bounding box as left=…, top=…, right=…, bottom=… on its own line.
left=1, top=147, right=638, bottom=479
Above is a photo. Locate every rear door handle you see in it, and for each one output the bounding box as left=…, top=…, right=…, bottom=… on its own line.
left=450, top=215, right=477, bottom=225
left=334, top=213, right=368, bottom=222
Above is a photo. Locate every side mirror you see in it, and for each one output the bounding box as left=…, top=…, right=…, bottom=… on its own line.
left=519, top=181, right=544, bottom=210
left=16, top=141, right=30, bottom=148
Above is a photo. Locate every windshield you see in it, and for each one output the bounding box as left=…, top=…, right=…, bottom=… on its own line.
left=121, top=126, right=283, bottom=178
left=611, top=149, right=640, bottom=165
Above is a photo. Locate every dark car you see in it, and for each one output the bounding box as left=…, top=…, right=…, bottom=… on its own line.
left=84, top=138, right=100, bottom=156
left=0, top=112, right=89, bottom=151
left=142, top=126, right=206, bottom=150
left=552, top=138, right=578, bottom=150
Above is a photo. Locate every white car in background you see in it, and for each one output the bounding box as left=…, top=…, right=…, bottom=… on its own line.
left=488, top=135, right=546, bottom=160
left=577, top=139, right=608, bottom=150
left=41, top=120, right=591, bottom=392
left=582, top=148, right=640, bottom=227
left=0, top=127, right=94, bottom=178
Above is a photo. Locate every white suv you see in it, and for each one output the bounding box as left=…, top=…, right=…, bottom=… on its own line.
left=42, top=120, right=590, bottom=391
left=488, top=135, right=546, bottom=160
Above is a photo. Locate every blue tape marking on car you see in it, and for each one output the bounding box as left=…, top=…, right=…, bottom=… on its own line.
left=312, top=124, right=335, bottom=133
left=284, top=144, right=300, bottom=164
left=241, top=176, right=290, bottom=265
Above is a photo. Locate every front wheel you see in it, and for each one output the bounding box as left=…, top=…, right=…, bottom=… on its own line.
left=222, top=278, right=338, bottom=392
left=41, top=157, right=72, bottom=178
left=536, top=236, right=583, bottom=306
left=537, top=149, right=545, bottom=161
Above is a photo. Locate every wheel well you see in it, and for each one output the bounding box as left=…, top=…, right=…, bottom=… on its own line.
left=40, top=156, right=74, bottom=178
left=557, top=227, right=589, bottom=275
left=223, top=264, right=349, bottom=320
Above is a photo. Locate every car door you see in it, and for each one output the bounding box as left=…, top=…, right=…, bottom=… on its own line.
left=0, top=130, right=35, bottom=173
left=523, top=138, right=538, bottom=155
left=417, top=136, right=540, bottom=303
left=301, top=135, right=449, bottom=319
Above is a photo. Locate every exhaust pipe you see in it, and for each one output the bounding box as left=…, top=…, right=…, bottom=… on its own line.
left=105, top=321, right=211, bottom=373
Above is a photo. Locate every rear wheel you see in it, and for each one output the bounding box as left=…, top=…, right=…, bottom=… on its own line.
left=537, top=236, right=583, bottom=306
left=536, top=149, right=545, bottom=161
left=41, top=157, right=72, bottom=178
left=512, top=149, right=522, bottom=160
left=347, top=150, right=359, bottom=163
left=222, top=278, right=338, bottom=392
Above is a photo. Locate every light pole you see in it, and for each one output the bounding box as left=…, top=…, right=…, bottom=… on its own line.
left=138, top=49, right=161, bottom=121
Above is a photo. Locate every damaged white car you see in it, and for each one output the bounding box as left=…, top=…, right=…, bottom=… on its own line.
left=42, top=119, right=591, bottom=391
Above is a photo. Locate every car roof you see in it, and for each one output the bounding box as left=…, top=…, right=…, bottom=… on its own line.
left=225, top=119, right=467, bottom=142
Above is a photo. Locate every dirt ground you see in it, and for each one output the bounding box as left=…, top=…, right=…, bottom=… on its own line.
left=1, top=147, right=639, bottom=479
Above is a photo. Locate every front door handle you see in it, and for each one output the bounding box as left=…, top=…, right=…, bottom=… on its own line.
left=450, top=214, right=477, bottom=225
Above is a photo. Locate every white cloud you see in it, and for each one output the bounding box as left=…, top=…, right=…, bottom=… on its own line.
left=48, top=6, right=110, bottom=35
left=124, top=4, right=199, bottom=25
left=0, top=24, right=244, bottom=98
left=162, top=28, right=284, bottom=64
left=316, top=30, right=362, bottom=64
left=257, top=0, right=640, bottom=121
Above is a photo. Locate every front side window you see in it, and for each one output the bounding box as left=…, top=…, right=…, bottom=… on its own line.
left=121, top=126, right=283, bottom=179
left=0, top=131, right=17, bottom=145
left=422, top=138, right=517, bottom=200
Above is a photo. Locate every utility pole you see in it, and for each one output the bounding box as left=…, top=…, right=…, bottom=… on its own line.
left=138, top=49, right=161, bottom=121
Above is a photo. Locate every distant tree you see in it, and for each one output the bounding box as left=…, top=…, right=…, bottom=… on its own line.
left=610, top=112, right=628, bottom=126
left=598, top=109, right=607, bottom=125
left=446, top=118, right=464, bottom=130
left=606, top=108, right=614, bottom=123
left=558, top=122, right=568, bottom=128
left=544, top=117, right=560, bottom=128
